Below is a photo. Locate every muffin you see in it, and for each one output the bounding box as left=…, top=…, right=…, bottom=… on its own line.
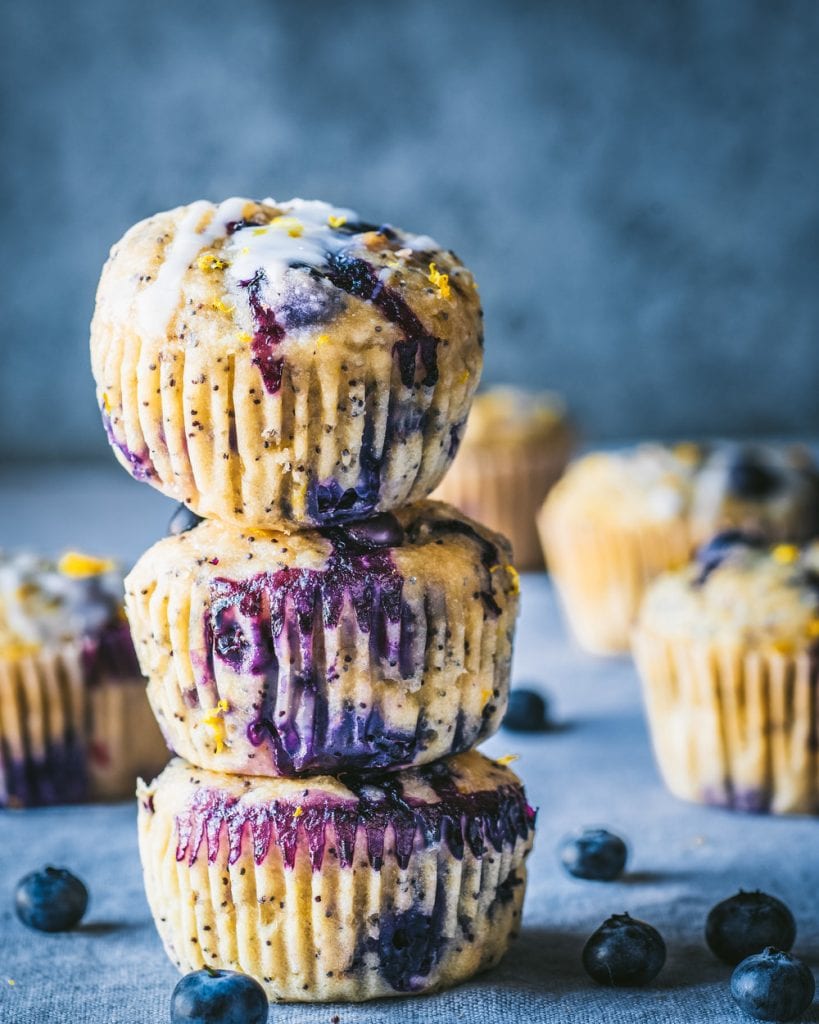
left=538, top=444, right=699, bottom=654
left=431, top=387, right=572, bottom=570
left=90, top=197, right=483, bottom=530
left=125, top=501, right=519, bottom=777
left=633, top=532, right=819, bottom=814
left=137, top=750, right=535, bottom=1002
left=691, top=443, right=819, bottom=545
left=0, top=549, right=168, bottom=806
left=539, top=442, right=819, bottom=654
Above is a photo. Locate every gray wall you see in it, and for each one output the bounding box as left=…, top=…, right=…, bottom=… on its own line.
left=2, top=0, right=818, bottom=460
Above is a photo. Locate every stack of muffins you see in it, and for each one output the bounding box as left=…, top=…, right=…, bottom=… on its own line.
left=90, top=197, right=534, bottom=1001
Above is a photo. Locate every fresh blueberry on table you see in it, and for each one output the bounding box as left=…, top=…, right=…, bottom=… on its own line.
left=559, top=827, right=628, bottom=881
left=168, top=504, right=204, bottom=536
left=14, top=866, right=88, bottom=932
left=731, top=948, right=815, bottom=1022
left=170, top=968, right=268, bottom=1024
left=502, top=688, right=550, bottom=732
left=582, top=913, right=666, bottom=987
left=706, top=890, right=796, bottom=965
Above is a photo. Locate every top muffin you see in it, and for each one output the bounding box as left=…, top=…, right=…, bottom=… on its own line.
left=90, top=198, right=483, bottom=530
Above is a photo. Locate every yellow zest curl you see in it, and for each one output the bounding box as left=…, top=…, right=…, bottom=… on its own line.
left=271, top=216, right=304, bottom=238
left=327, top=214, right=347, bottom=229
left=316, top=334, right=331, bottom=348
left=495, top=754, right=519, bottom=767
left=203, top=699, right=230, bottom=754
left=102, top=392, right=112, bottom=415
left=58, top=551, right=116, bottom=578
left=772, top=544, right=799, bottom=565
left=197, top=252, right=228, bottom=272
left=490, top=563, right=520, bottom=595
left=211, top=298, right=234, bottom=315
left=294, top=805, right=304, bottom=818
left=428, top=262, right=451, bottom=300
left=237, top=332, right=252, bottom=345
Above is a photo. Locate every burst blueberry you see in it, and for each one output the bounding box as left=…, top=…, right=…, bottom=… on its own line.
left=559, top=827, right=628, bottom=881
left=170, top=968, right=268, bottom=1024
left=168, top=504, right=203, bottom=536
left=502, top=688, right=550, bottom=732
left=706, top=890, right=796, bottom=965
left=695, top=529, right=764, bottom=582
left=14, top=866, right=88, bottom=932
left=582, top=913, right=666, bottom=987
left=728, top=449, right=781, bottom=499
left=731, top=948, right=815, bottom=1022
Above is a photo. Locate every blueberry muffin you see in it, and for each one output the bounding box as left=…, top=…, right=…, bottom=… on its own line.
left=0, top=550, right=167, bottom=806
left=137, top=750, right=535, bottom=1001
left=538, top=445, right=699, bottom=653
left=90, top=198, right=483, bottom=530
left=126, top=502, right=519, bottom=777
left=431, top=387, right=572, bottom=570
left=539, top=442, right=819, bottom=655
left=691, top=444, right=819, bottom=546
left=633, top=532, right=819, bottom=814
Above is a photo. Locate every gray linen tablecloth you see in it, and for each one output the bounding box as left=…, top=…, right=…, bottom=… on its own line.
left=0, top=465, right=817, bottom=1024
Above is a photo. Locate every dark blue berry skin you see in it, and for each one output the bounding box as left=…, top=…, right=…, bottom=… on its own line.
left=728, top=450, right=781, bottom=500
left=731, top=948, right=815, bottom=1022
left=706, top=891, right=796, bottom=965
left=170, top=969, right=268, bottom=1024
left=14, top=866, right=88, bottom=932
left=582, top=913, right=666, bottom=987
left=696, top=530, right=764, bottom=582
left=168, top=504, right=204, bottom=536
left=502, top=688, right=550, bottom=732
left=559, top=828, right=628, bottom=882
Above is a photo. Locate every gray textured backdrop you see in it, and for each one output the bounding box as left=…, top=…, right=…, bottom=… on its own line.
left=2, top=0, right=819, bottom=460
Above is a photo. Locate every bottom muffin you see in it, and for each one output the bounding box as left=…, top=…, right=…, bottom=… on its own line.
left=137, top=750, right=536, bottom=1002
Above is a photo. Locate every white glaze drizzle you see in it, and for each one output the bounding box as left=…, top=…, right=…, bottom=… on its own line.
left=135, top=196, right=444, bottom=337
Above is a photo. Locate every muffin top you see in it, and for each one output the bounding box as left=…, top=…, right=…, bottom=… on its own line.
left=126, top=500, right=518, bottom=626
left=91, top=196, right=482, bottom=395
left=140, top=750, right=533, bottom=870
left=548, top=442, right=819, bottom=541
left=547, top=444, right=702, bottom=526
left=691, top=443, right=819, bottom=544
left=0, top=550, right=126, bottom=659
left=638, top=532, right=819, bottom=649
left=458, top=387, right=569, bottom=448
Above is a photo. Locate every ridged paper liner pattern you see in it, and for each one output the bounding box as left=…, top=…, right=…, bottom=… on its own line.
left=0, top=644, right=167, bottom=806
left=137, top=754, right=534, bottom=1002
left=97, top=324, right=477, bottom=530
left=126, top=508, right=519, bottom=777
left=633, top=628, right=819, bottom=814
left=538, top=502, right=691, bottom=654
left=433, top=436, right=572, bottom=570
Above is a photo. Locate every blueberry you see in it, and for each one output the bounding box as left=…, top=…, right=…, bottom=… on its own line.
left=582, top=913, right=666, bottom=987
left=731, top=948, right=815, bottom=1022
left=344, top=512, right=406, bottom=550
left=728, top=450, right=781, bottom=500
left=170, top=968, right=268, bottom=1024
left=695, top=529, right=764, bottom=582
left=502, top=688, right=550, bottom=732
left=168, top=504, right=203, bottom=536
left=559, top=828, right=628, bottom=881
left=706, top=891, right=796, bottom=965
left=14, top=866, right=88, bottom=932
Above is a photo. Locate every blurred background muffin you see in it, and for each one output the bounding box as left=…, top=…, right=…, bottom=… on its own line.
left=432, top=387, right=573, bottom=569
left=633, top=532, right=819, bottom=815
left=0, top=549, right=167, bottom=806
left=538, top=442, right=819, bottom=655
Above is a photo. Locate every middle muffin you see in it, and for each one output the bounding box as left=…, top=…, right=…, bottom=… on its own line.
left=126, top=501, right=518, bottom=777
